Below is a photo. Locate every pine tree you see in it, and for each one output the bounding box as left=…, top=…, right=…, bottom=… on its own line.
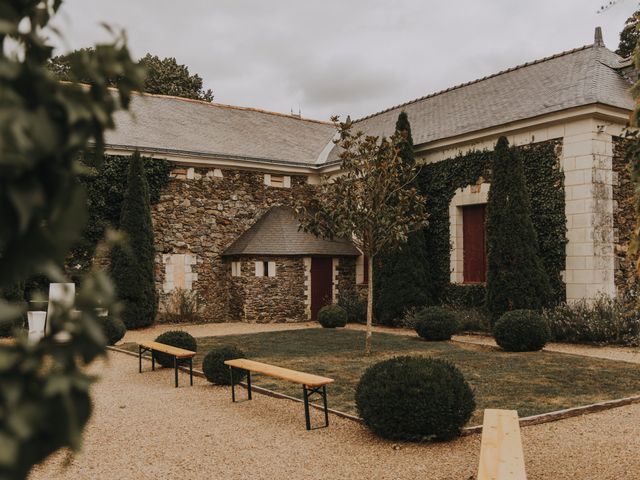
left=485, top=137, right=552, bottom=319
left=110, top=151, right=158, bottom=328
left=374, top=112, right=431, bottom=325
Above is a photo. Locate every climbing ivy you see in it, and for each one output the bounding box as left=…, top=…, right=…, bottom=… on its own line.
left=67, top=154, right=172, bottom=276
left=418, top=139, right=566, bottom=306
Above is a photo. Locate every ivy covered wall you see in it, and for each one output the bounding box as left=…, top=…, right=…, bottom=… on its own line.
left=418, top=139, right=566, bottom=305
left=68, top=154, right=172, bottom=276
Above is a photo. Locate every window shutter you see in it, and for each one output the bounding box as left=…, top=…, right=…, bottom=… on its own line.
left=268, top=261, right=276, bottom=277
left=263, top=174, right=271, bottom=186
left=255, top=261, right=264, bottom=276
left=283, top=176, right=291, bottom=188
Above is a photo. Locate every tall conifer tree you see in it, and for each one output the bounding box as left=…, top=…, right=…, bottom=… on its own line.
left=485, top=137, right=551, bottom=319
left=110, top=151, right=158, bottom=328
left=374, top=112, right=431, bottom=325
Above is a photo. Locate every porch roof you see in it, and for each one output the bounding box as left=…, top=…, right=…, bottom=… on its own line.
left=222, top=206, right=360, bottom=257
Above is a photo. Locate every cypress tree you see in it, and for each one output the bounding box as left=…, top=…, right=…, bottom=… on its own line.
left=485, top=137, right=552, bottom=319
left=374, top=112, right=431, bottom=325
left=110, top=151, right=158, bottom=328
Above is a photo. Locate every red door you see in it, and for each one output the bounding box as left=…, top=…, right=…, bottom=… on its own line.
left=462, top=204, right=487, bottom=283
left=311, top=257, right=333, bottom=321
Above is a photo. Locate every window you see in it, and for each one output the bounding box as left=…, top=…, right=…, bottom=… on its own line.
left=264, top=173, right=291, bottom=188
left=231, top=261, right=242, bottom=277
left=255, top=260, right=276, bottom=277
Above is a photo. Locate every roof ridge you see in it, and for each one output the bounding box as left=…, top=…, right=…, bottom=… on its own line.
left=354, top=43, right=596, bottom=123
left=126, top=90, right=332, bottom=126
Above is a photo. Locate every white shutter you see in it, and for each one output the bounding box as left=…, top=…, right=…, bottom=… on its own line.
left=263, top=174, right=271, bottom=186
left=283, top=176, right=291, bottom=188
left=255, top=261, right=264, bottom=277
left=268, top=261, right=276, bottom=277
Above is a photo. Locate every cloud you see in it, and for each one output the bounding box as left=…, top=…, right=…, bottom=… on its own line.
left=52, top=0, right=633, bottom=120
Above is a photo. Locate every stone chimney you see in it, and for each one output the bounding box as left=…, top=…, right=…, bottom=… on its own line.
left=594, top=26, right=605, bottom=47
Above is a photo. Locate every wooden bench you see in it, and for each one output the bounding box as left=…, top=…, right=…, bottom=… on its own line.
left=477, top=409, right=527, bottom=480
left=138, top=341, right=196, bottom=388
left=224, top=358, right=334, bottom=430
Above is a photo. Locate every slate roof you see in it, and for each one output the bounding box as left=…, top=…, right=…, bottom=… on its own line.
left=222, top=207, right=360, bottom=257
left=106, top=95, right=336, bottom=166
left=105, top=42, right=633, bottom=168
left=326, top=43, right=634, bottom=162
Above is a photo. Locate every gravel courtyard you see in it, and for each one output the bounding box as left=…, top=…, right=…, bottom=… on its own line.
left=28, top=340, right=640, bottom=479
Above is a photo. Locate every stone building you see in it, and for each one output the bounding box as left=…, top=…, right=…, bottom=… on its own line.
left=105, top=28, right=636, bottom=322
left=222, top=206, right=359, bottom=322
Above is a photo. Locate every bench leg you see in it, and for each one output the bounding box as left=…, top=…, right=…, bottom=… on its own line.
left=151, top=351, right=155, bottom=371
left=322, top=385, right=329, bottom=428
left=303, top=385, right=311, bottom=431
left=189, top=358, right=193, bottom=386
left=230, top=366, right=236, bottom=402
left=139, top=345, right=142, bottom=373
left=174, top=356, right=178, bottom=388
left=247, top=371, right=252, bottom=400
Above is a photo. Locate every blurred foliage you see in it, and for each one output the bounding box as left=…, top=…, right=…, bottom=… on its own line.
left=50, top=50, right=214, bottom=101
left=0, top=1, right=143, bottom=478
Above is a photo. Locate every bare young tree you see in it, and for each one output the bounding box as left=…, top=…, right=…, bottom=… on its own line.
left=296, top=117, right=428, bottom=355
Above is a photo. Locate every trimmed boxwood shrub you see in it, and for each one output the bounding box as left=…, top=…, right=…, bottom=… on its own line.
left=318, top=305, right=347, bottom=328
left=98, top=315, right=127, bottom=346
left=414, top=306, right=458, bottom=341
left=154, top=330, right=197, bottom=367
left=355, top=356, right=475, bottom=441
left=202, top=346, right=246, bottom=385
left=493, top=309, right=550, bottom=352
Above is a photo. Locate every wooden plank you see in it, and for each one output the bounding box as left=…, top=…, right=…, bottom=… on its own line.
left=139, top=341, right=196, bottom=358
left=224, top=358, right=334, bottom=387
left=477, top=409, right=527, bottom=480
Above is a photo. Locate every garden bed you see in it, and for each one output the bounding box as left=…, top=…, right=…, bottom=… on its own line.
left=121, top=328, right=640, bottom=425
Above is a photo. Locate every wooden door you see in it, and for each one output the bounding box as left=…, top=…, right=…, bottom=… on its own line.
left=311, top=257, right=333, bottom=321
left=463, top=204, right=487, bottom=283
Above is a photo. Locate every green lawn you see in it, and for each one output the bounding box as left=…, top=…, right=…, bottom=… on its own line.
left=124, top=328, right=640, bottom=425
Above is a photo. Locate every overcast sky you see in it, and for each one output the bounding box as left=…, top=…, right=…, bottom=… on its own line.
left=52, top=0, right=636, bottom=120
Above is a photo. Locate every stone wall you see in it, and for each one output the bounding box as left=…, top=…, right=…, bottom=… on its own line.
left=612, top=137, right=636, bottom=297
left=152, top=166, right=313, bottom=322
left=335, top=257, right=357, bottom=301
left=228, top=256, right=307, bottom=323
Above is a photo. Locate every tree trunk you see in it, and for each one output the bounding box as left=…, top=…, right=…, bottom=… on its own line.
left=365, top=255, right=374, bottom=355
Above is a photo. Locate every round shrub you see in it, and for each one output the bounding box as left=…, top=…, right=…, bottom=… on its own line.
left=414, top=306, right=458, bottom=341
left=202, top=346, right=246, bottom=385
left=318, top=305, right=347, bottom=328
left=97, top=315, right=127, bottom=346
left=154, top=330, right=197, bottom=367
left=493, top=309, right=550, bottom=352
left=355, top=356, right=475, bottom=441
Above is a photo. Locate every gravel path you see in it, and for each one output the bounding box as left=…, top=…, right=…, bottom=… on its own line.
left=27, top=350, right=640, bottom=479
